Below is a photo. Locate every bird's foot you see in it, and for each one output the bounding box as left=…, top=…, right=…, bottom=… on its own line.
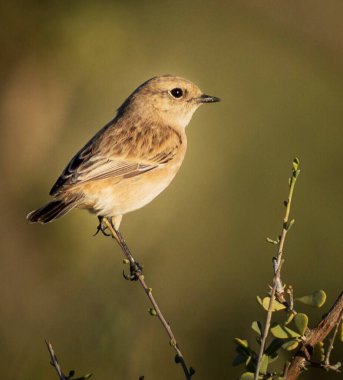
left=94, top=216, right=111, bottom=237
left=123, top=261, right=143, bottom=281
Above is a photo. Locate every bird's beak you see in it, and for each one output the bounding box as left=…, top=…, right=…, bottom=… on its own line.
left=196, top=94, right=221, bottom=103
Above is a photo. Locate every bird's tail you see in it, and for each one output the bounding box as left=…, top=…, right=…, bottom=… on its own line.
left=26, top=196, right=81, bottom=224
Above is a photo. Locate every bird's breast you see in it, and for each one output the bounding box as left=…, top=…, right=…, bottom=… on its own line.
left=81, top=148, right=186, bottom=217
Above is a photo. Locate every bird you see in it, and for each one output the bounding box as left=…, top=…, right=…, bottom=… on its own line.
left=27, top=75, right=220, bottom=259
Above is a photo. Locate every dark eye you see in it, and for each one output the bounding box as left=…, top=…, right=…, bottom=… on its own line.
left=169, top=88, right=183, bottom=99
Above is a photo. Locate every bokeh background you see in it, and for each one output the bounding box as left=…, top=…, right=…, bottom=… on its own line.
left=1, top=1, right=342, bottom=379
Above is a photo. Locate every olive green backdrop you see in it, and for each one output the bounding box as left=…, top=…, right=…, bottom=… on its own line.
left=0, top=1, right=342, bottom=379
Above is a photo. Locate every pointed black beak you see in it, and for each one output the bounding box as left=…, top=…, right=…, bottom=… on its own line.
left=197, top=94, right=221, bottom=103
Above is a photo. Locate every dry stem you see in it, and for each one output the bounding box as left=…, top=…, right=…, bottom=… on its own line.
left=45, top=340, right=68, bottom=380
left=103, top=218, right=194, bottom=380
left=254, top=160, right=299, bottom=380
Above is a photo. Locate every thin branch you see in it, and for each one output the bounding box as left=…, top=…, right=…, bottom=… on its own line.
left=45, top=340, right=68, bottom=380
left=103, top=218, right=194, bottom=380
left=254, top=159, right=300, bottom=380
left=324, top=309, right=343, bottom=366
left=45, top=340, right=92, bottom=380
left=286, top=292, right=343, bottom=379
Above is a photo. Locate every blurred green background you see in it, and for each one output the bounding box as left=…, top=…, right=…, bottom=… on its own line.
left=1, top=1, right=342, bottom=379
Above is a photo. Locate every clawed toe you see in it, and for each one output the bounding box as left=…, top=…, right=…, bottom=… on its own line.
left=94, top=216, right=111, bottom=237
left=95, top=217, right=144, bottom=281
left=123, top=261, right=143, bottom=281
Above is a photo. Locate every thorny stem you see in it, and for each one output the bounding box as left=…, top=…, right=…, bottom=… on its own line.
left=324, top=309, right=343, bottom=369
left=286, top=291, right=343, bottom=379
left=45, top=340, right=68, bottom=380
left=254, top=159, right=300, bottom=380
left=324, top=310, right=343, bottom=366
left=103, top=218, right=194, bottom=380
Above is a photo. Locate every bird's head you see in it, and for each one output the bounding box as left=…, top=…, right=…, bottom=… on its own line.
left=118, top=75, right=220, bottom=129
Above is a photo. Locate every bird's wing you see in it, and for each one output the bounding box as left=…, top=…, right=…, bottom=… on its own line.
left=50, top=121, right=182, bottom=196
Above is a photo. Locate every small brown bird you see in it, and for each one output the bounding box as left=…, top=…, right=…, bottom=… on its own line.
left=27, top=75, right=220, bottom=234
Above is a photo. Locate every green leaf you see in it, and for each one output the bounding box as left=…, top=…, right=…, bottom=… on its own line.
left=294, top=313, right=308, bottom=335
left=239, top=373, right=255, bottom=380
left=245, top=355, right=252, bottom=366
left=265, top=338, right=284, bottom=356
left=312, top=341, right=325, bottom=363
left=259, top=354, right=269, bottom=375
left=282, top=339, right=299, bottom=351
left=232, top=354, right=246, bottom=366
left=296, top=290, right=327, bottom=308
left=285, top=311, right=296, bottom=325
left=267, top=352, right=279, bottom=364
left=270, top=324, right=301, bottom=339
left=236, top=344, right=253, bottom=360
left=234, top=338, right=249, bottom=348
left=251, top=321, right=262, bottom=336
left=236, top=346, right=249, bottom=356
left=261, top=297, right=286, bottom=312
left=234, top=338, right=255, bottom=360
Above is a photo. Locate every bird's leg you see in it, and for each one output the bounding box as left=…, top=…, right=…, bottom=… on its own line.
left=94, top=216, right=111, bottom=237
left=106, top=218, right=143, bottom=281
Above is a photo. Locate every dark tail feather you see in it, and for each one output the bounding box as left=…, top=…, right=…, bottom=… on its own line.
left=27, top=197, right=81, bottom=224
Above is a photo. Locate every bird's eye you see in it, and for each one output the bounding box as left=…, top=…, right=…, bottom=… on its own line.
left=169, top=88, right=183, bottom=99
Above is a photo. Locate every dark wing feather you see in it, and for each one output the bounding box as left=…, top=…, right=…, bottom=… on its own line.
left=50, top=143, right=94, bottom=195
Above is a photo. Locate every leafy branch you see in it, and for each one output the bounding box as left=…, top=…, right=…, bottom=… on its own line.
left=234, top=158, right=343, bottom=379
left=285, top=293, right=343, bottom=379
left=254, top=158, right=300, bottom=380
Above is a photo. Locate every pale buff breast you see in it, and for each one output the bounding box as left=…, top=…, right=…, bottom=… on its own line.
left=78, top=144, right=186, bottom=217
